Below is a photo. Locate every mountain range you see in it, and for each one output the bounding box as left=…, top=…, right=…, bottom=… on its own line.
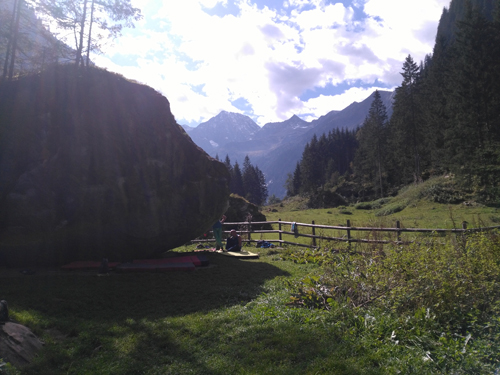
left=185, top=90, right=394, bottom=199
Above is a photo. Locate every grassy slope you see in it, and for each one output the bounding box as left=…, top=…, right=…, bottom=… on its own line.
left=265, top=177, right=499, bottom=230
left=249, top=178, right=499, bottom=249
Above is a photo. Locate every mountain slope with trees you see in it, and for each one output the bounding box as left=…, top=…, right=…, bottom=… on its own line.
left=288, top=0, right=500, bottom=207
left=188, top=91, right=393, bottom=200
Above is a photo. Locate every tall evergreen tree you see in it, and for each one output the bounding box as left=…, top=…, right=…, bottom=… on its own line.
left=255, top=166, right=268, bottom=205
left=420, top=36, right=453, bottom=175
left=230, top=161, right=244, bottom=197
left=354, top=90, right=389, bottom=197
left=223, top=154, right=232, bottom=172
left=241, top=155, right=267, bottom=205
left=445, top=0, right=500, bottom=190
left=389, top=55, right=427, bottom=185
left=299, top=135, right=323, bottom=195
left=288, top=162, right=302, bottom=197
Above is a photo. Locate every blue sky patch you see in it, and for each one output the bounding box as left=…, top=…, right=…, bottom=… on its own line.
left=202, top=0, right=240, bottom=17
left=177, top=53, right=203, bottom=71
left=110, top=53, right=140, bottom=67
left=299, top=79, right=392, bottom=101
left=191, top=84, right=207, bottom=96
left=253, top=0, right=287, bottom=12
left=231, top=97, right=253, bottom=112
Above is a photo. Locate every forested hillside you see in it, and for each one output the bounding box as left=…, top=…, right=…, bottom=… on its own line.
left=288, top=0, right=500, bottom=207
left=221, top=155, right=268, bottom=206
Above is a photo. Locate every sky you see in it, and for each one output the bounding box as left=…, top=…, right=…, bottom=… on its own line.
left=92, top=0, right=450, bottom=127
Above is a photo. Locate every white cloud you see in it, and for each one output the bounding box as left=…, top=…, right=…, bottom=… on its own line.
left=291, top=2, right=348, bottom=30
left=94, top=0, right=448, bottom=126
left=363, top=0, right=449, bottom=61
left=302, top=85, right=395, bottom=117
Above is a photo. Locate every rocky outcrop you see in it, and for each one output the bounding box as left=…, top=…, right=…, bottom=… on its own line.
left=224, top=194, right=271, bottom=230
left=0, top=65, right=230, bottom=266
left=0, top=322, right=44, bottom=367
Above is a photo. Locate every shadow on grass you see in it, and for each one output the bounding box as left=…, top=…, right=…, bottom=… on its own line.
left=4, top=252, right=385, bottom=374
left=2, top=252, right=290, bottom=321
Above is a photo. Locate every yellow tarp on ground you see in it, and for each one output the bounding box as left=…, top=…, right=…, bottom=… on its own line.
left=217, top=250, right=259, bottom=259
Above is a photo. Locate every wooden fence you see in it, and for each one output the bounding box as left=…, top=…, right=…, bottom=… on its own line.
left=192, top=219, right=500, bottom=248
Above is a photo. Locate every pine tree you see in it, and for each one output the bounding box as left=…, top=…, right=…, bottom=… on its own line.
left=241, top=155, right=267, bottom=205
left=292, top=127, right=358, bottom=202
left=445, top=0, right=500, bottom=190
left=354, top=90, right=389, bottom=197
left=388, top=55, right=428, bottom=185
left=230, top=161, right=244, bottom=197
left=292, top=162, right=301, bottom=196
left=420, top=36, right=453, bottom=175
left=299, top=135, right=323, bottom=195
left=223, top=154, right=232, bottom=173
left=255, top=166, right=268, bottom=205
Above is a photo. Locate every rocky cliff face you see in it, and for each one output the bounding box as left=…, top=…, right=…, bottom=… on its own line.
left=0, top=65, right=230, bottom=266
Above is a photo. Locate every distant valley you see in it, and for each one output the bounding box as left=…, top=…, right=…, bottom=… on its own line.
left=185, top=90, right=394, bottom=199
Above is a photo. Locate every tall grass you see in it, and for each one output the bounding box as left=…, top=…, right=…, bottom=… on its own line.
left=283, top=230, right=500, bottom=374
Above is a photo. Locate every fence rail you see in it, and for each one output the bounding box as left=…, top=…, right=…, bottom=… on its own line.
left=192, top=219, right=500, bottom=248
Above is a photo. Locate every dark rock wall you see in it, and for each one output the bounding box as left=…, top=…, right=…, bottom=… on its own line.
left=0, top=66, right=230, bottom=266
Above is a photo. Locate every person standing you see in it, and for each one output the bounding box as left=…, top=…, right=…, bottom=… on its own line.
left=212, top=215, right=226, bottom=250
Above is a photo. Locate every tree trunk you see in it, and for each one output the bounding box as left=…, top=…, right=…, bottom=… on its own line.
left=76, top=0, right=88, bottom=66
left=85, top=0, right=95, bottom=67
left=2, top=0, right=19, bottom=80
left=7, top=0, right=22, bottom=80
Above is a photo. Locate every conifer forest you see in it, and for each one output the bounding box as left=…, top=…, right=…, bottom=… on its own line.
left=287, top=0, right=500, bottom=207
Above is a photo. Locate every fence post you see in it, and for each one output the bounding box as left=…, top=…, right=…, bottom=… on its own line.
left=461, top=221, right=468, bottom=247
left=346, top=219, right=351, bottom=248
left=247, top=216, right=252, bottom=243
left=278, top=218, right=282, bottom=243
left=312, top=220, right=316, bottom=247
left=396, top=221, right=401, bottom=243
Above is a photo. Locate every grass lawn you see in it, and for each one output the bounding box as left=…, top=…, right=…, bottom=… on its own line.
left=3, top=234, right=500, bottom=374
left=2, top=247, right=381, bottom=375
left=2, top=187, right=500, bottom=374
left=253, top=200, right=500, bottom=249
left=264, top=197, right=499, bottom=230
left=259, top=179, right=500, bottom=247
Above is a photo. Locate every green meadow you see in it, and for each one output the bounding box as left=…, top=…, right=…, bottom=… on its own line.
left=2, top=180, right=500, bottom=374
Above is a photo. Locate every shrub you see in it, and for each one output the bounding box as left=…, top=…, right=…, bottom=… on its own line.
left=374, top=199, right=409, bottom=216
left=490, top=215, right=500, bottom=223
left=425, top=184, right=464, bottom=204
left=354, top=202, right=373, bottom=210
left=289, top=231, right=500, bottom=328
left=287, top=231, right=500, bottom=372
left=355, top=198, right=391, bottom=210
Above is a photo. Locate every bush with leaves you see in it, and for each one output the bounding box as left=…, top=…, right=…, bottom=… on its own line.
left=374, top=199, right=409, bottom=216
left=286, top=231, right=500, bottom=372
